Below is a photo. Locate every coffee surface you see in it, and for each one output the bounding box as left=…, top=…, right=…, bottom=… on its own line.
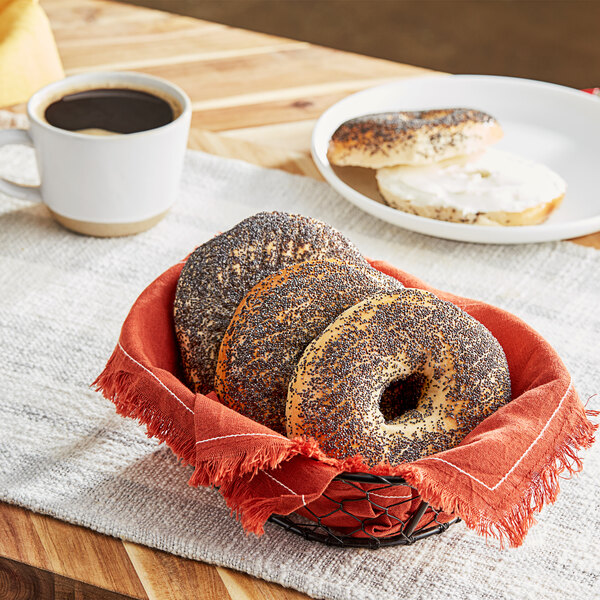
left=44, top=88, right=174, bottom=134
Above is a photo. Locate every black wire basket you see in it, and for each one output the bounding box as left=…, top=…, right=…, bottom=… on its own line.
left=268, top=472, right=459, bottom=549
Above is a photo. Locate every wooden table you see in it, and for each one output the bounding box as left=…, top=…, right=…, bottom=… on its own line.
left=1, top=1, right=598, bottom=599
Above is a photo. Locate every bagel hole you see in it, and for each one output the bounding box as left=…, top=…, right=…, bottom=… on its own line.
left=379, top=373, right=426, bottom=423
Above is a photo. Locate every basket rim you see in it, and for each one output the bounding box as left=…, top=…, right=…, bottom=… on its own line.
left=333, top=471, right=408, bottom=484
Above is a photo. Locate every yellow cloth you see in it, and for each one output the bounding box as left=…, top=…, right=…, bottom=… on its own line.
left=0, top=0, right=64, bottom=108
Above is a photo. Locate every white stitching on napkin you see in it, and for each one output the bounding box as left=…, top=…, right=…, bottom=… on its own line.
left=421, top=380, right=573, bottom=491
left=115, top=344, right=573, bottom=494
left=264, top=471, right=412, bottom=503
left=116, top=342, right=194, bottom=414
left=262, top=470, right=306, bottom=506
left=195, top=433, right=288, bottom=445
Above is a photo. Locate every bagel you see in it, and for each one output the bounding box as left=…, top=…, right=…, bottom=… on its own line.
left=375, top=149, right=566, bottom=226
left=327, top=108, right=503, bottom=168
left=215, top=260, right=403, bottom=433
left=286, top=289, right=512, bottom=466
left=174, top=212, right=367, bottom=394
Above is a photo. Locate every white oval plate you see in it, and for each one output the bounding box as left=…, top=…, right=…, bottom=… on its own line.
left=311, top=75, right=600, bottom=244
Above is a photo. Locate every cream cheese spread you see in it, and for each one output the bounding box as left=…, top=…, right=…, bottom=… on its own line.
left=376, top=149, right=566, bottom=215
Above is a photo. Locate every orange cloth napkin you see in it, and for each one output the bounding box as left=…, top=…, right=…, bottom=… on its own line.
left=94, top=259, right=597, bottom=547
left=0, top=0, right=64, bottom=107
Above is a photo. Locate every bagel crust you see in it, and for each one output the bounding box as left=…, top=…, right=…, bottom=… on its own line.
left=375, top=149, right=567, bottom=226
left=286, top=289, right=512, bottom=466
left=215, top=260, right=403, bottom=433
left=327, top=108, right=503, bottom=168
left=174, top=212, right=367, bottom=394
left=376, top=193, right=565, bottom=226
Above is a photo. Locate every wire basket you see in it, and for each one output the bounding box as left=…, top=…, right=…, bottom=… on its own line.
left=268, top=472, right=459, bottom=548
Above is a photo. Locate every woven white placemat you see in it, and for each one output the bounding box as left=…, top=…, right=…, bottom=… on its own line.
left=1, top=119, right=599, bottom=599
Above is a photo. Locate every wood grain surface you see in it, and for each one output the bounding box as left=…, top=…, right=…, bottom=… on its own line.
left=1, top=0, right=598, bottom=598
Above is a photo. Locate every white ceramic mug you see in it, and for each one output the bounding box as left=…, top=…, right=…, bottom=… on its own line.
left=0, top=71, right=191, bottom=236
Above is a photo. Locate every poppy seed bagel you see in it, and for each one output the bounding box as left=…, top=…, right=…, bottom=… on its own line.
left=174, top=212, right=368, bottom=394
left=286, top=288, right=512, bottom=466
left=327, top=108, right=503, bottom=168
left=215, top=259, right=403, bottom=433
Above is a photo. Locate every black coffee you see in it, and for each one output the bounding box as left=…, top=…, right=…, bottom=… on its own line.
left=44, top=88, right=175, bottom=134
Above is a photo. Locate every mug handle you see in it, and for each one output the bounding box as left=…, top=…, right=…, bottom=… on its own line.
left=0, top=129, right=42, bottom=202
